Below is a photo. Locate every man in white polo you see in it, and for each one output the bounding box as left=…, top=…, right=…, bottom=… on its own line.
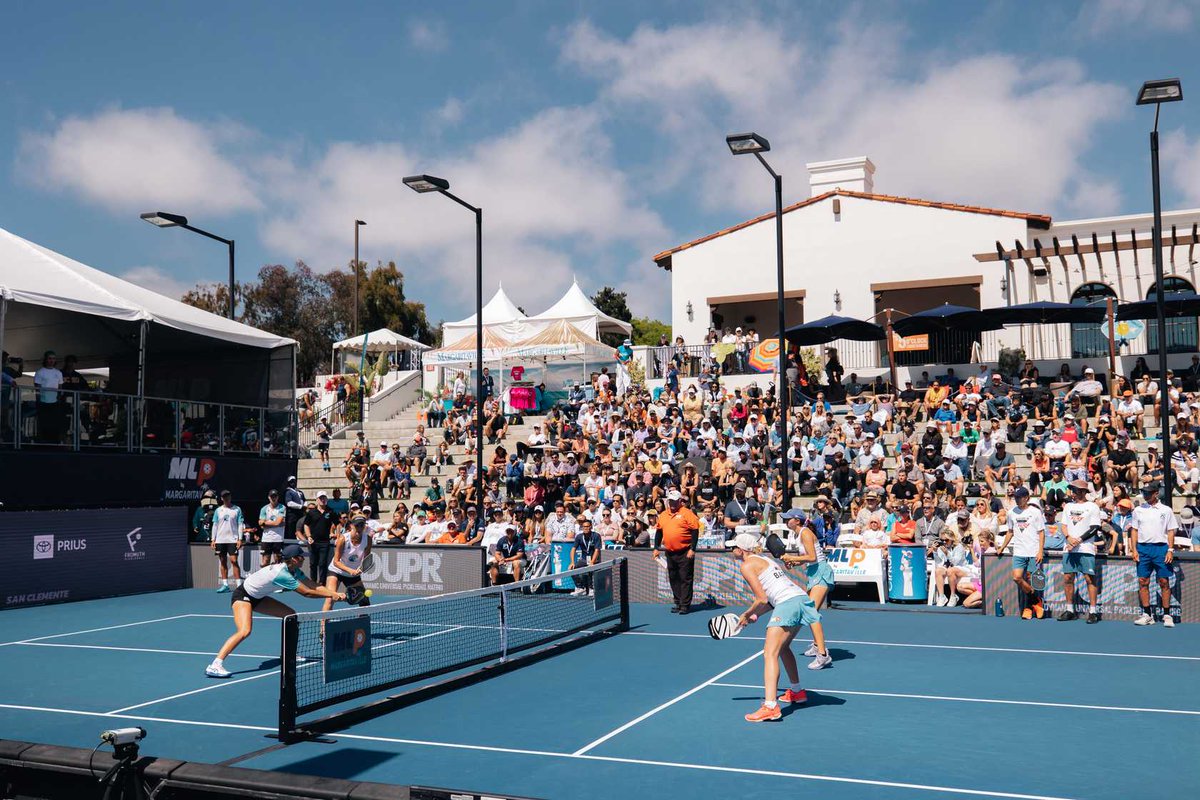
left=996, top=487, right=1045, bottom=620
left=1128, top=483, right=1178, bottom=627
left=1058, top=480, right=1103, bottom=624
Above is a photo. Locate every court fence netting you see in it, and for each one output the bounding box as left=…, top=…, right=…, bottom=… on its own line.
left=278, top=558, right=629, bottom=741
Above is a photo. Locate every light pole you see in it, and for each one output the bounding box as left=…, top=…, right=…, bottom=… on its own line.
left=404, top=174, right=485, bottom=521
left=1137, top=78, right=1183, bottom=504
left=726, top=132, right=790, bottom=510
left=354, top=220, right=367, bottom=336
left=140, top=212, right=235, bottom=319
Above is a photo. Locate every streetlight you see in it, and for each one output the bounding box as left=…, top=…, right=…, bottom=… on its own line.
left=140, top=211, right=236, bottom=319
left=354, top=220, right=367, bottom=336
left=726, top=132, right=790, bottom=510
left=403, top=173, right=485, bottom=522
left=1137, top=77, right=1183, bottom=504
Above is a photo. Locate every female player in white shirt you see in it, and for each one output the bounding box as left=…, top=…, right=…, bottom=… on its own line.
left=727, top=532, right=831, bottom=723
left=322, top=515, right=374, bottom=614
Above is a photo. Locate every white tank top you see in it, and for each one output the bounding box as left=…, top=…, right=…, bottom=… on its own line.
left=794, top=531, right=827, bottom=564
left=330, top=533, right=369, bottom=577
left=750, top=554, right=804, bottom=607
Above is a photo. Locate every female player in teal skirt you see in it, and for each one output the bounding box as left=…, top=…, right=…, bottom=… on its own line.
left=728, top=532, right=832, bottom=723
left=777, top=507, right=836, bottom=657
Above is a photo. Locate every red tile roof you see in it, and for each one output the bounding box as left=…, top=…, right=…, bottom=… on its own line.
left=652, top=189, right=1052, bottom=268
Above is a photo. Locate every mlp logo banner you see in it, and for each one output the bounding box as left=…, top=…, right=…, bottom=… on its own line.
left=324, top=617, right=372, bottom=683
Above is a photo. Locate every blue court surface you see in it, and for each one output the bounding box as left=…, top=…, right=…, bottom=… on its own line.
left=1, top=590, right=1198, bottom=800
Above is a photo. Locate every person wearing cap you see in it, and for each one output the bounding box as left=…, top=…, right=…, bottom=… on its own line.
left=1067, top=367, right=1104, bottom=414
left=210, top=490, right=245, bottom=593
left=923, top=379, right=949, bottom=420
left=301, top=490, right=337, bottom=584
left=933, top=514, right=972, bottom=606
left=777, top=508, right=835, bottom=616
left=726, top=531, right=830, bottom=722
left=284, top=475, right=306, bottom=536
left=206, top=542, right=344, bottom=678
left=1058, top=480, right=1104, bottom=623
left=653, top=489, right=700, bottom=614
left=1129, top=484, right=1178, bottom=627
left=1104, top=436, right=1139, bottom=489
left=489, top=522, right=526, bottom=584
left=192, top=490, right=219, bottom=542
left=258, top=489, right=288, bottom=567
left=724, top=481, right=761, bottom=526
left=569, top=517, right=604, bottom=596
left=322, top=513, right=374, bottom=611
left=1114, top=390, right=1145, bottom=438
left=984, top=441, right=1016, bottom=494
left=996, top=487, right=1046, bottom=620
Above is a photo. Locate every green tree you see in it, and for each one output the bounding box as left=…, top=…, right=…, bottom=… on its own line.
left=591, top=286, right=633, bottom=346
left=631, top=316, right=671, bottom=346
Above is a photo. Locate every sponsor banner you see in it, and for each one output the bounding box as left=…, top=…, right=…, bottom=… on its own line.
left=162, top=454, right=293, bottom=504
left=3, top=507, right=187, bottom=609
left=191, top=543, right=485, bottom=596
left=827, top=548, right=884, bottom=581
left=551, top=541, right=576, bottom=590
left=324, top=616, right=372, bottom=683
left=892, top=333, right=929, bottom=352
left=984, top=554, right=1199, bottom=622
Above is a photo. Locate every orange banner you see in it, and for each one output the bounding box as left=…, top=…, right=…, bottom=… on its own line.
left=892, top=333, right=929, bottom=352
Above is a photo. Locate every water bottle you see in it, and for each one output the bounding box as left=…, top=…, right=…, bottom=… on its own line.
left=994, top=597, right=1005, bottom=617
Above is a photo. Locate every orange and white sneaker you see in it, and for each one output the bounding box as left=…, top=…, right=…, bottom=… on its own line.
left=1031, top=599, right=1045, bottom=620
left=779, top=688, right=807, bottom=705
left=1021, top=607, right=1033, bottom=620
left=744, top=703, right=782, bottom=722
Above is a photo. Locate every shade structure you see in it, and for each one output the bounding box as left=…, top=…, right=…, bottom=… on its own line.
left=508, top=318, right=612, bottom=361
left=783, top=315, right=886, bottom=346
left=1117, top=291, right=1200, bottom=321
left=332, top=328, right=430, bottom=353
left=748, top=338, right=781, bottom=372
left=891, top=303, right=1002, bottom=337
left=440, top=283, right=530, bottom=346
left=424, top=328, right=513, bottom=366
left=977, top=301, right=1107, bottom=327
left=527, top=279, right=632, bottom=340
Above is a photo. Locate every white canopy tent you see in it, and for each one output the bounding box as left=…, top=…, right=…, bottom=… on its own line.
left=424, top=328, right=514, bottom=366
left=0, top=227, right=296, bottom=406
left=527, top=279, right=632, bottom=340
left=331, top=327, right=430, bottom=373
left=440, top=283, right=531, bottom=346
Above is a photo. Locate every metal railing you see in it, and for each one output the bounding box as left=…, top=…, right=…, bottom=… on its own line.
left=645, top=343, right=770, bottom=378
left=0, top=385, right=297, bottom=457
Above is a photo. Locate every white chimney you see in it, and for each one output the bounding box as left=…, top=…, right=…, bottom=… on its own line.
left=806, top=156, right=875, bottom=197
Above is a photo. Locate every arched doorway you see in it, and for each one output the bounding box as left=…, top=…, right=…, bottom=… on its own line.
left=1146, top=276, right=1199, bottom=354
left=1070, top=283, right=1116, bottom=359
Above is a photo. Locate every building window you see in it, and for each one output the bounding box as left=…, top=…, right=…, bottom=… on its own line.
left=1146, top=276, right=1198, bottom=354
left=1070, top=283, right=1116, bottom=359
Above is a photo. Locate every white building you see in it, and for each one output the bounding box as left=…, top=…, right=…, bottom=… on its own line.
left=654, top=156, right=1200, bottom=379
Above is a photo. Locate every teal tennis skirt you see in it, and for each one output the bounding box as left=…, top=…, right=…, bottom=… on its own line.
left=767, top=594, right=821, bottom=628
left=805, top=561, right=835, bottom=589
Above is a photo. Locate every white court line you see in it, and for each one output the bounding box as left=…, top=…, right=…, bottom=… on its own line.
left=17, top=642, right=279, bottom=660
left=0, top=702, right=1079, bottom=800
left=106, top=665, right=287, bottom=714
left=623, top=631, right=1200, bottom=662
left=0, top=614, right=194, bottom=647
left=709, top=683, right=1200, bottom=716
left=571, top=649, right=763, bottom=756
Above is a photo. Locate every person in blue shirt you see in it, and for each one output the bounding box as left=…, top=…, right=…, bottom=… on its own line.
left=933, top=399, right=959, bottom=427
left=206, top=543, right=344, bottom=678
left=569, top=518, right=604, bottom=596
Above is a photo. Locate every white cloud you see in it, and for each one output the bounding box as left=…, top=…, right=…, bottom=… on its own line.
left=408, top=19, right=448, bottom=52
left=1064, top=177, right=1123, bottom=217
left=19, top=107, right=259, bottom=216
left=119, top=265, right=192, bottom=299
left=1081, top=0, right=1195, bottom=35
left=1163, top=128, right=1200, bottom=207
left=562, top=16, right=1125, bottom=218
left=435, top=97, right=465, bottom=126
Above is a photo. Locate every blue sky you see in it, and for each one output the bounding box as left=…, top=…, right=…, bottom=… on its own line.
left=3, top=0, right=1200, bottom=326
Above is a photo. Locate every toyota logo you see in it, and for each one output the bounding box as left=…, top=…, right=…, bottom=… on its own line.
left=35, top=541, right=51, bottom=554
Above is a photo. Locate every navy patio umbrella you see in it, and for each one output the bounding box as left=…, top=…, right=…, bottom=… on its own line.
left=891, top=303, right=1002, bottom=337
left=978, top=300, right=1107, bottom=327
left=1117, top=291, right=1200, bottom=321
left=783, top=314, right=886, bottom=346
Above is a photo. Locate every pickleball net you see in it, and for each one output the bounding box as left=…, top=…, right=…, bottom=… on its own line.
left=277, top=558, right=629, bottom=740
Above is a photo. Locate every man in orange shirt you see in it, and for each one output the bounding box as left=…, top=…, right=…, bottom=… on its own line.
left=652, top=489, right=701, bottom=614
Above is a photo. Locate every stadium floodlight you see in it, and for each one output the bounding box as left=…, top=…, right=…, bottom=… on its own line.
left=1136, top=78, right=1182, bottom=105
left=402, top=174, right=451, bottom=193
left=725, top=132, right=771, bottom=155
left=139, top=211, right=187, bottom=227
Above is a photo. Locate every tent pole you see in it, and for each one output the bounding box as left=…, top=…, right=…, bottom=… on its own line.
left=884, top=309, right=899, bottom=392
left=136, top=320, right=148, bottom=398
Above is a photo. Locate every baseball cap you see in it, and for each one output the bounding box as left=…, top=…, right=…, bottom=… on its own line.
left=281, top=543, right=305, bottom=559
left=380, top=441, right=388, bottom=447
left=734, top=481, right=748, bottom=490
left=287, top=475, right=297, bottom=482
left=1142, top=483, right=1162, bottom=496
left=315, top=490, right=328, bottom=498
left=1084, top=367, right=1095, bottom=373
left=726, top=532, right=761, bottom=551
left=667, top=489, right=683, bottom=502
left=1013, top=487, right=1030, bottom=499
left=1123, top=390, right=1133, bottom=397
left=350, top=515, right=367, bottom=525
left=781, top=508, right=807, bottom=521
left=957, top=510, right=970, bottom=520
left=1117, top=498, right=1134, bottom=510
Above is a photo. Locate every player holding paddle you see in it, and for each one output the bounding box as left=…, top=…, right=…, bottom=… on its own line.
left=1058, top=480, right=1103, bottom=623
left=776, top=508, right=835, bottom=617
left=726, top=532, right=831, bottom=723
left=323, top=514, right=375, bottom=613
left=995, top=487, right=1045, bottom=619
left=206, top=543, right=344, bottom=678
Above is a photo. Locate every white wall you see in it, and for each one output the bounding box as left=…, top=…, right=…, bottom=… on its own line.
left=668, top=193, right=1030, bottom=344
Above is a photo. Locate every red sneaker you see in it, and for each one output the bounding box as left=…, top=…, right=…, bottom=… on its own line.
left=780, top=688, right=807, bottom=705
left=744, top=703, right=782, bottom=722
left=1031, top=599, right=1045, bottom=620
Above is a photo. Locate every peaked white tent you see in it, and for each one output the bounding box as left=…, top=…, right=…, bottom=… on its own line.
left=440, top=283, right=531, bottom=346
left=528, top=279, right=632, bottom=340
left=509, top=318, right=613, bottom=361
left=331, top=328, right=430, bottom=373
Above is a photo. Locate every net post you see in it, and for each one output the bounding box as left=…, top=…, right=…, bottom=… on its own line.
left=499, top=588, right=509, bottom=663
left=277, top=614, right=299, bottom=742
left=618, top=557, right=630, bottom=632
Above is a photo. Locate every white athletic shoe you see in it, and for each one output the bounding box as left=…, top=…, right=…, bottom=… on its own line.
left=205, top=662, right=231, bottom=679
left=571, top=588, right=586, bottom=597
left=1133, top=613, right=1155, bottom=626
left=804, top=644, right=819, bottom=657
left=1163, top=615, right=1176, bottom=628
left=807, top=653, right=832, bottom=670
left=936, top=595, right=948, bottom=607
left=948, top=594, right=959, bottom=607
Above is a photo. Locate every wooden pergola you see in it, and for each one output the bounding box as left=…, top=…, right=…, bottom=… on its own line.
left=973, top=223, right=1200, bottom=275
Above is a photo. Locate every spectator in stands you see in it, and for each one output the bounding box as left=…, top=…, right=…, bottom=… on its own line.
left=1068, top=367, right=1104, bottom=414
left=984, top=442, right=1017, bottom=493
left=284, top=476, right=305, bottom=536
left=33, top=350, right=64, bottom=443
